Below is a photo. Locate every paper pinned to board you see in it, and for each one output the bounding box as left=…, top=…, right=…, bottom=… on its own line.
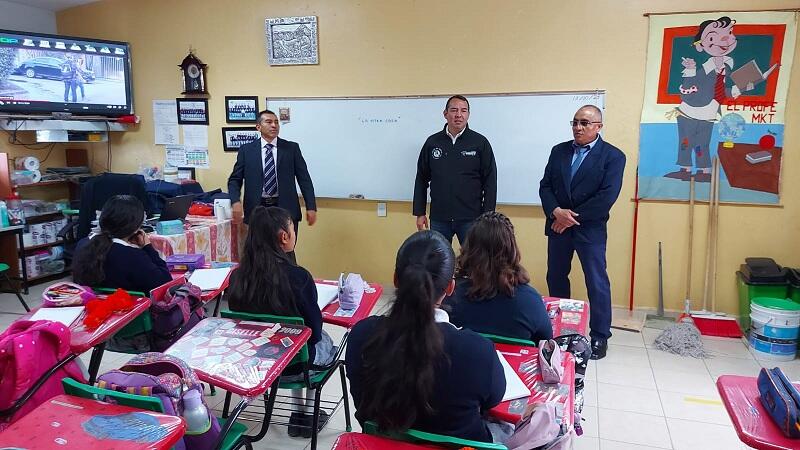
left=30, top=306, right=84, bottom=327
left=188, top=268, right=232, bottom=291
left=497, top=350, right=532, bottom=402
left=315, top=283, right=339, bottom=310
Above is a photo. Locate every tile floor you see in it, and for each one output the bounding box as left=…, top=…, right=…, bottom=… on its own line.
left=0, top=284, right=781, bottom=449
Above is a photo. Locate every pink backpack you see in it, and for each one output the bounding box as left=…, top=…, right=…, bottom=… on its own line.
left=0, top=320, right=86, bottom=430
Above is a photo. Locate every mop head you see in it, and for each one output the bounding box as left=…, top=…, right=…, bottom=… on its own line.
left=654, top=322, right=710, bottom=358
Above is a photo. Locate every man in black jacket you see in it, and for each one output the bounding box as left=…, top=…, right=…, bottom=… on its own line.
left=227, top=109, right=317, bottom=231
left=413, top=95, right=497, bottom=245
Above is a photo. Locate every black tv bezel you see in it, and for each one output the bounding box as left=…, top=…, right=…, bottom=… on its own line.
left=0, top=28, right=134, bottom=118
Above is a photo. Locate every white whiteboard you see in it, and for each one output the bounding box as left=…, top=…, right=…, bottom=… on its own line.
left=270, top=91, right=605, bottom=205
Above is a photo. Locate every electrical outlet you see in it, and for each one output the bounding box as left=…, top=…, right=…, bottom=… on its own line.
left=377, top=202, right=387, bottom=217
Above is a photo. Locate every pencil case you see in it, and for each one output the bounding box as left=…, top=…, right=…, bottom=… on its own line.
left=758, top=367, right=800, bottom=438
left=42, top=281, right=95, bottom=307
left=166, top=254, right=205, bottom=272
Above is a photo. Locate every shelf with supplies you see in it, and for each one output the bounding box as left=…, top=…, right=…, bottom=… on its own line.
left=25, top=270, right=71, bottom=284
left=14, top=180, right=71, bottom=188
left=24, top=211, right=66, bottom=224
left=21, top=240, right=65, bottom=252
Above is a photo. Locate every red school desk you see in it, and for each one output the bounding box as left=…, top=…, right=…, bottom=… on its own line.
left=165, top=317, right=310, bottom=445
left=717, top=374, right=800, bottom=450
left=544, top=297, right=589, bottom=337
left=331, top=432, right=440, bottom=449
left=162, top=263, right=237, bottom=316
left=490, top=342, right=576, bottom=426
left=0, top=394, right=185, bottom=450
left=317, top=279, right=384, bottom=328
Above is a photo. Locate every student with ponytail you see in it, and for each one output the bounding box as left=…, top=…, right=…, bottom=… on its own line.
left=72, top=195, right=171, bottom=293
left=345, top=230, right=510, bottom=443
left=224, top=205, right=335, bottom=438
left=444, top=211, right=552, bottom=342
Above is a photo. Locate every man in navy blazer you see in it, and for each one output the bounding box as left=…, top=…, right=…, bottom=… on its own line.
left=227, top=109, right=317, bottom=233
left=539, top=105, right=625, bottom=360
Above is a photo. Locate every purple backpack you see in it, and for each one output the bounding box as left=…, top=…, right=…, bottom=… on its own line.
left=96, top=352, right=222, bottom=450
left=151, top=283, right=205, bottom=352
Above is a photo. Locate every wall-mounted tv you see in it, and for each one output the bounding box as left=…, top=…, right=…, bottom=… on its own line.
left=0, top=29, right=133, bottom=117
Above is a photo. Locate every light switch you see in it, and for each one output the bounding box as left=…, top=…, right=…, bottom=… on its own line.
left=377, top=202, right=387, bottom=217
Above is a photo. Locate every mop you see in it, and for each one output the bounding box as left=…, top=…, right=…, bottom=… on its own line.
left=645, top=242, right=678, bottom=330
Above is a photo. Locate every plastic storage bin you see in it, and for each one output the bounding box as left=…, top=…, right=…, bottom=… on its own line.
left=737, top=271, right=788, bottom=331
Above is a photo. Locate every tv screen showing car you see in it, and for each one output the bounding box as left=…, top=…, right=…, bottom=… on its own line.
left=0, top=29, right=133, bottom=117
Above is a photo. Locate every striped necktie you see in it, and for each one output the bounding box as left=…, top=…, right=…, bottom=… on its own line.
left=263, top=143, right=278, bottom=197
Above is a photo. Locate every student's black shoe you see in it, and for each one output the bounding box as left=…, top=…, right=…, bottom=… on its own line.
left=288, top=412, right=305, bottom=437
left=590, top=339, right=608, bottom=360
left=300, top=410, right=330, bottom=438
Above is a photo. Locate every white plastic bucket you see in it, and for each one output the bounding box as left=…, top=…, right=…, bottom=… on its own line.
left=750, top=302, right=800, bottom=340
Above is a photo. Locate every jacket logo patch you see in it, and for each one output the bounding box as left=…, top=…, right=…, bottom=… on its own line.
left=432, top=148, right=442, bottom=159
left=461, top=150, right=477, bottom=157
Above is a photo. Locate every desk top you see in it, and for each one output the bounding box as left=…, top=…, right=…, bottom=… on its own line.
left=490, top=342, right=575, bottom=426
left=319, top=280, right=383, bottom=328
left=163, top=264, right=236, bottom=302
left=165, top=317, right=310, bottom=398
left=0, top=394, right=185, bottom=450
left=717, top=374, right=800, bottom=450
left=331, top=432, right=439, bottom=449
left=22, top=296, right=151, bottom=354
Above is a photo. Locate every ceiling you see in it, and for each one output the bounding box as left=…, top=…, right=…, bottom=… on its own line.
left=4, top=0, right=98, bottom=12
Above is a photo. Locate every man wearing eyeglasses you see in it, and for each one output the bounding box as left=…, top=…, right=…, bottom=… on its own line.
left=539, top=105, right=626, bottom=360
left=413, top=95, right=497, bottom=245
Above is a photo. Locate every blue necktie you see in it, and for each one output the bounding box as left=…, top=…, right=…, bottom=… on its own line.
left=570, top=145, right=589, bottom=180
left=263, top=143, right=278, bottom=197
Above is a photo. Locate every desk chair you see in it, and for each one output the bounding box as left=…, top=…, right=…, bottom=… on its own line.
left=363, top=421, right=508, bottom=450
left=479, top=333, right=537, bottom=347
left=219, top=310, right=351, bottom=450
left=0, top=262, right=29, bottom=312
left=62, top=378, right=250, bottom=450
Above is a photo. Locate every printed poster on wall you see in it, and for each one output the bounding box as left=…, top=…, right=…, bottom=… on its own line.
left=638, top=11, right=797, bottom=204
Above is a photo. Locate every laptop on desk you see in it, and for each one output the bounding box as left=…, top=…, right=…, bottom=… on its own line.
left=159, top=194, right=194, bottom=221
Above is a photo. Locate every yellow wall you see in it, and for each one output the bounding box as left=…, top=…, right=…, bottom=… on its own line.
left=51, top=0, right=800, bottom=315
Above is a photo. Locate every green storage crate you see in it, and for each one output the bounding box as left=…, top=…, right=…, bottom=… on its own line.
left=737, top=271, right=789, bottom=331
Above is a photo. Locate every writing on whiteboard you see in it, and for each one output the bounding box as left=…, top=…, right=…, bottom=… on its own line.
left=359, top=116, right=400, bottom=124
left=572, top=94, right=601, bottom=102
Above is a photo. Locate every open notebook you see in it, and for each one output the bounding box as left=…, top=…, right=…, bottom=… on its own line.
left=187, top=268, right=231, bottom=291
left=315, top=283, right=340, bottom=310
left=497, top=350, right=532, bottom=402
left=29, top=306, right=85, bottom=327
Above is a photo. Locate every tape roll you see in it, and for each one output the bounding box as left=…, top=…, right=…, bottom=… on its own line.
left=14, top=156, right=40, bottom=171
left=12, top=170, right=42, bottom=184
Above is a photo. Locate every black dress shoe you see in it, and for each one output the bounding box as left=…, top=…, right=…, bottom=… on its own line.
left=288, top=412, right=305, bottom=437
left=300, top=410, right=330, bottom=438
left=590, top=339, right=608, bottom=360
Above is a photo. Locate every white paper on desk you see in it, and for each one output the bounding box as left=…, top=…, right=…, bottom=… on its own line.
left=497, top=350, right=531, bottom=402
left=315, top=283, right=339, bottom=310
left=30, top=306, right=84, bottom=327
left=188, top=268, right=231, bottom=291
left=182, top=125, right=209, bottom=147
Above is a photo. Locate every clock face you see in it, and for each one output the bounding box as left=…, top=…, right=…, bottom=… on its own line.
left=187, top=63, right=201, bottom=79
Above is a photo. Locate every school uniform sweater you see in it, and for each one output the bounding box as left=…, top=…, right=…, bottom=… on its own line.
left=226, top=262, right=323, bottom=364
left=345, top=316, right=506, bottom=442
left=73, top=238, right=172, bottom=294
left=444, top=279, right=553, bottom=342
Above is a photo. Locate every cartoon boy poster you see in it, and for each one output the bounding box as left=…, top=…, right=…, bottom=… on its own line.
left=638, top=12, right=796, bottom=204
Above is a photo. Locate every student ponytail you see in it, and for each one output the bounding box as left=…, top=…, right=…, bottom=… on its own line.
left=72, top=195, right=145, bottom=286
left=358, top=230, right=455, bottom=432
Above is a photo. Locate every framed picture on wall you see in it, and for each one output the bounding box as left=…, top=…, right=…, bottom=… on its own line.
left=176, top=98, right=209, bottom=125
left=177, top=167, right=196, bottom=181
left=222, top=127, right=260, bottom=152
left=225, top=96, right=259, bottom=123
left=265, top=16, right=319, bottom=65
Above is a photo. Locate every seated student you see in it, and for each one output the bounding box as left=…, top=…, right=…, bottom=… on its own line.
left=345, top=230, right=511, bottom=443
left=72, top=195, right=171, bottom=293
left=443, top=211, right=553, bottom=343
left=223, top=206, right=335, bottom=438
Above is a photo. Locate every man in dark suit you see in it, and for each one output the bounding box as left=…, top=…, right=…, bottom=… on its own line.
left=228, top=109, right=317, bottom=245
left=539, top=105, right=625, bottom=360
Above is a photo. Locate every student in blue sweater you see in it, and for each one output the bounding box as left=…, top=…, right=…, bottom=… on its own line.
left=345, top=230, right=511, bottom=443
left=72, top=195, right=171, bottom=293
left=444, top=211, right=552, bottom=342
left=224, top=206, right=334, bottom=438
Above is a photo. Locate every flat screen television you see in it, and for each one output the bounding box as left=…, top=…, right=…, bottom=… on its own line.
left=0, top=29, right=133, bottom=117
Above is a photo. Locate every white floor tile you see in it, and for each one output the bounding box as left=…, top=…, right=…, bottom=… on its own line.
left=585, top=361, right=597, bottom=381
left=596, top=362, right=656, bottom=390
left=575, top=436, right=600, bottom=450
left=580, top=406, right=599, bottom=438
left=642, top=327, right=662, bottom=348
left=648, top=347, right=708, bottom=373
left=705, top=355, right=762, bottom=378
left=583, top=379, right=598, bottom=408
left=597, top=409, right=671, bottom=448
left=600, top=439, right=669, bottom=450
left=666, top=417, right=743, bottom=450
left=596, top=383, right=663, bottom=416
left=702, top=336, right=753, bottom=359
left=653, top=367, right=717, bottom=396
left=608, top=330, right=645, bottom=348
left=658, top=390, right=731, bottom=426
left=599, top=345, right=650, bottom=368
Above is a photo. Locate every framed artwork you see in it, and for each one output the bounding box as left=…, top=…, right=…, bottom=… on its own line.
left=222, top=127, right=260, bottom=152
left=177, top=167, right=196, bottom=181
left=225, top=96, right=259, bottom=123
left=176, top=98, right=209, bottom=125
left=265, top=16, right=319, bottom=65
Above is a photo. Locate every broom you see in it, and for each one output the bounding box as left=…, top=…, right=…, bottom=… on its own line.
left=691, top=157, right=742, bottom=337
